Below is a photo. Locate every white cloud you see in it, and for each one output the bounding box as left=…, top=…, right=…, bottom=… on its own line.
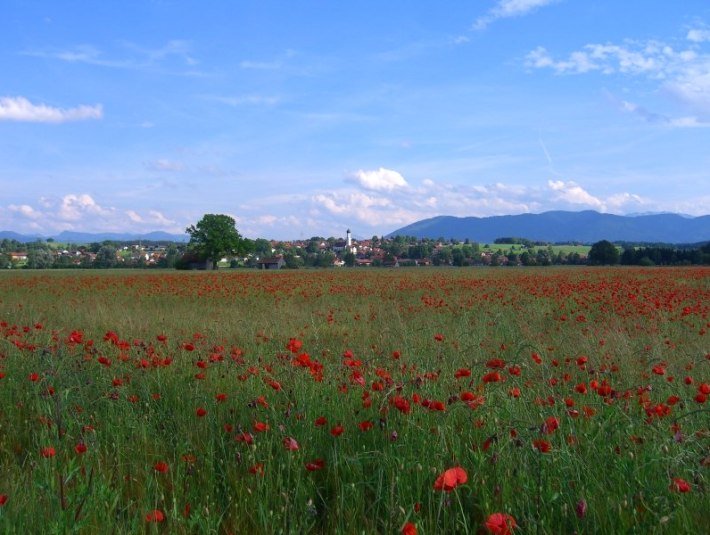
left=3, top=194, right=182, bottom=234
left=548, top=180, right=604, bottom=208
left=8, top=204, right=43, bottom=220
left=211, top=95, right=281, bottom=106
left=58, top=194, right=113, bottom=221
left=474, top=0, right=559, bottom=30
left=351, top=167, right=408, bottom=191
left=611, top=93, right=710, bottom=127
left=687, top=28, right=710, bottom=43
left=664, top=65, right=710, bottom=114
left=126, top=210, right=143, bottom=223
left=527, top=36, right=710, bottom=125
left=0, top=96, right=103, bottom=123
left=312, top=191, right=415, bottom=226
left=146, top=159, right=185, bottom=172
left=25, top=40, right=197, bottom=70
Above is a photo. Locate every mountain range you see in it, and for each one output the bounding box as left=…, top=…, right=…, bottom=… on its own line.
left=387, top=211, right=710, bottom=244
left=0, top=230, right=188, bottom=243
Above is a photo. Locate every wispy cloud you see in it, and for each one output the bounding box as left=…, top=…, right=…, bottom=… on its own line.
left=4, top=193, right=179, bottom=233
left=526, top=33, right=710, bottom=125
left=474, top=0, right=559, bottom=30
left=0, top=96, right=102, bottom=123
left=208, top=94, right=281, bottom=106
left=687, top=28, right=710, bottom=43
left=145, top=159, right=186, bottom=172
left=606, top=91, right=710, bottom=128
left=23, top=40, right=201, bottom=75
left=240, top=49, right=297, bottom=71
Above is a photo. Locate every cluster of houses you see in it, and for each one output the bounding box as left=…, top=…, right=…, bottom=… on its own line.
left=5, top=244, right=172, bottom=267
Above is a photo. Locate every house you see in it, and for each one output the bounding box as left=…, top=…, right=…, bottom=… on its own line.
left=256, top=256, right=285, bottom=270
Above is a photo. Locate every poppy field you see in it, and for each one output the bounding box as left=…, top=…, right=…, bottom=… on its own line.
left=0, top=267, right=707, bottom=534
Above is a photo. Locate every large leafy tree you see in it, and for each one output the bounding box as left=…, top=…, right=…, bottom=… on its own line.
left=588, top=240, right=619, bottom=265
left=186, top=214, right=251, bottom=269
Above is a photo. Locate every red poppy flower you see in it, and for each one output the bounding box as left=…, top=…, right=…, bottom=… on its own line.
left=669, top=477, right=691, bottom=493
left=484, top=512, right=517, bottom=534
left=195, top=407, right=207, bottom=418
left=145, top=509, right=165, bottom=523
left=402, top=522, right=417, bottom=535
left=358, top=421, right=374, bottom=432
left=314, top=416, right=327, bottom=427
left=154, top=461, right=169, bottom=473
left=74, top=443, right=87, bottom=455
left=454, top=368, right=471, bottom=379
left=235, top=432, right=254, bottom=445
left=0, top=495, right=8, bottom=506
left=29, top=372, right=40, bottom=382
left=393, top=396, right=411, bottom=414
left=532, top=439, right=551, bottom=453
left=249, top=463, right=265, bottom=476
left=542, top=416, right=559, bottom=434
left=41, top=446, right=56, bottom=458
left=253, top=421, right=269, bottom=433
left=483, top=371, right=503, bottom=383
left=305, top=458, right=325, bottom=471
left=433, top=466, right=468, bottom=492
left=215, top=393, right=227, bottom=402
left=286, top=338, right=303, bottom=353
left=434, top=333, right=444, bottom=342
left=330, top=424, right=344, bottom=437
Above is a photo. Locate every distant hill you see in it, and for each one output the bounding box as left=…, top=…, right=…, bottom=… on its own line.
left=0, top=230, right=188, bottom=243
left=386, top=211, right=710, bottom=244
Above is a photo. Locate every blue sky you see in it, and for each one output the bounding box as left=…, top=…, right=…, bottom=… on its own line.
left=1, top=0, right=709, bottom=239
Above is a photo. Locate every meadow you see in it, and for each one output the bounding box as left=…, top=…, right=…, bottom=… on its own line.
left=0, top=267, right=707, bottom=534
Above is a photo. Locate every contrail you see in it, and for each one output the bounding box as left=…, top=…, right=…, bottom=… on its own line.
left=538, top=135, right=553, bottom=166
left=538, top=133, right=563, bottom=177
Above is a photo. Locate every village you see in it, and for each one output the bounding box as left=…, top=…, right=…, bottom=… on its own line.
left=0, top=231, right=593, bottom=270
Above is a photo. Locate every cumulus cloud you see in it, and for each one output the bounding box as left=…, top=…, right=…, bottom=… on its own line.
left=474, top=0, right=559, bottom=30
left=58, top=194, right=113, bottom=221
left=351, top=167, right=408, bottom=191
left=0, top=96, right=103, bottom=123
left=548, top=180, right=604, bottom=208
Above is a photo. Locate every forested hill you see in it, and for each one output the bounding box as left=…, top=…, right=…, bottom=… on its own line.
left=387, top=211, right=710, bottom=244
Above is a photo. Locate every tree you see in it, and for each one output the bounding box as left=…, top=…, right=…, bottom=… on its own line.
left=343, top=251, right=356, bottom=267
left=588, top=240, right=619, bottom=265
left=95, top=245, right=118, bottom=268
left=186, top=214, right=251, bottom=270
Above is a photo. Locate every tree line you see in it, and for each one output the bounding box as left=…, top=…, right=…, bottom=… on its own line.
left=2, top=215, right=709, bottom=269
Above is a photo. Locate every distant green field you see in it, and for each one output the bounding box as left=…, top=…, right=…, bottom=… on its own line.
left=479, top=243, right=591, bottom=255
